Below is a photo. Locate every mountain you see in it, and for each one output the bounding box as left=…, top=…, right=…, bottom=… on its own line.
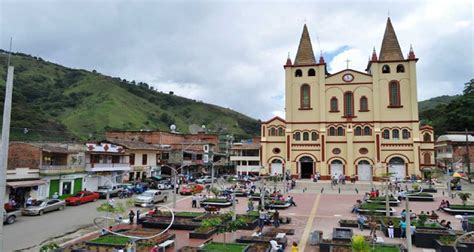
left=418, top=95, right=459, bottom=112
left=0, top=51, right=260, bottom=141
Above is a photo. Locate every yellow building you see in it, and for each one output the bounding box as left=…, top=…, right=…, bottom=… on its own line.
left=261, top=18, right=435, bottom=181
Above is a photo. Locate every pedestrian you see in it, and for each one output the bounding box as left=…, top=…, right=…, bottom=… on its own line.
left=369, top=218, right=377, bottom=237
left=400, top=220, right=406, bottom=239
left=446, top=221, right=452, bottom=230
left=136, top=210, right=141, bottom=225
left=52, top=192, right=59, bottom=200
left=258, top=208, right=267, bottom=233
left=273, top=209, right=280, bottom=228
left=26, top=196, right=33, bottom=207
left=197, top=195, right=202, bottom=208
left=191, top=194, right=197, bottom=208
left=125, top=240, right=133, bottom=252
left=461, top=217, right=468, bottom=231
left=387, top=220, right=394, bottom=238
left=247, top=199, right=254, bottom=212
left=128, top=210, right=135, bottom=225
left=291, top=241, right=299, bottom=252
left=357, top=214, right=366, bottom=231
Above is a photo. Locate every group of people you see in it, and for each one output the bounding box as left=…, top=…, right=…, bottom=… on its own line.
left=190, top=194, right=208, bottom=208
left=332, top=173, right=346, bottom=185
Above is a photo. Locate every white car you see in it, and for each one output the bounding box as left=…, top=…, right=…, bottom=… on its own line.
left=196, top=176, right=215, bottom=184
left=134, top=190, right=168, bottom=207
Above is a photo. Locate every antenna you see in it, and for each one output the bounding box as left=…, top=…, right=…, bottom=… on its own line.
left=7, top=37, right=12, bottom=67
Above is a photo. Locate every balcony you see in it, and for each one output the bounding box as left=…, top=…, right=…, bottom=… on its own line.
left=40, top=165, right=86, bottom=175
left=86, top=163, right=131, bottom=172
left=436, top=152, right=453, bottom=159
left=236, top=165, right=262, bottom=173
left=230, top=156, right=260, bottom=162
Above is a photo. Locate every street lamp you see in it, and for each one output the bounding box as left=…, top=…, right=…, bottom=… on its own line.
left=401, top=184, right=424, bottom=252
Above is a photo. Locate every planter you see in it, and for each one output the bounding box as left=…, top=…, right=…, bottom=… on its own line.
left=264, top=202, right=291, bottom=209
left=332, top=228, right=353, bottom=241
left=240, top=218, right=259, bottom=230
left=319, top=239, right=350, bottom=252
left=414, top=229, right=454, bottom=248
left=434, top=239, right=469, bottom=252
left=366, top=198, right=401, bottom=206
left=468, top=219, right=474, bottom=232
left=381, top=223, right=402, bottom=238
left=421, top=188, right=438, bottom=193
left=198, top=242, right=251, bottom=252
left=339, top=219, right=369, bottom=229
left=357, top=207, right=396, bottom=216
left=442, top=205, right=474, bottom=215
left=189, top=228, right=217, bottom=239
left=142, top=217, right=201, bottom=230
left=262, top=228, right=295, bottom=236
left=400, top=194, right=434, bottom=201
left=236, top=236, right=287, bottom=248
left=200, top=200, right=232, bottom=207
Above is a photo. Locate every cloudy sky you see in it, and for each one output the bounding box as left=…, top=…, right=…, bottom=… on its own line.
left=1, top=0, right=472, bottom=120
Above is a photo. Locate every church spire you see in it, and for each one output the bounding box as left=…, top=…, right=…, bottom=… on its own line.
left=285, top=52, right=293, bottom=67
left=407, top=44, right=416, bottom=60
left=379, top=17, right=404, bottom=61
left=294, top=24, right=316, bottom=65
left=371, top=46, right=378, bottom=61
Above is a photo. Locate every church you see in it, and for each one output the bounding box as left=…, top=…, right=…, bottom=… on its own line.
left=260, top=18, right=435, bottom=181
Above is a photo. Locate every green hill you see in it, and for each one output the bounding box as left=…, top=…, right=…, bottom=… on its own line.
left=418, top=95, right=459, bottom=111
left=0, top=51, right=260, bottom=141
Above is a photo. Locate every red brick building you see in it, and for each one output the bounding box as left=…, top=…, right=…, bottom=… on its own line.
left=435, top=134, right=474, bottom=171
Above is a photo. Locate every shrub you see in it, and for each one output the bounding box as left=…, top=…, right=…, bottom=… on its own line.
left=351, top=234, right=369, bottom=252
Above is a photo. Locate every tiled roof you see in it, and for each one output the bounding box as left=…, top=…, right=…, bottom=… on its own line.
left=379, top=18, right=404, bottom=61
left=294, top=24, right=316, bottom=65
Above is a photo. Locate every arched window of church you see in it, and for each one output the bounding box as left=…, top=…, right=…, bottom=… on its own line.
left=329, top=127, right=336, bottom=136
left=270, top=128, right=276, bottom=136
left=303, top=132, right=309, bottom=141
left=300, top=84, right=311, bottom=109
left=295, top=69, right=303, bottom=77
left=392, top=129, right=400, bottom=139
left=364, top=126, right=372, bottom=136
left=382, top=65, right=390, bottom=73
left=330, top=97, right=338, bottom=112
left=293, top=132, right=301, bottom=141
left=389, top=81, right=401, bottom=107
left=308, top=68, right=316, bottom=76
left=423, top=133, right=431, bottom=142
left=354, top=127, right=362, bottom=136
left=396, top=64, right=405, bottom=73
left=278, top=127, right=284, bottom=136
left=337, top=127, right=345, bottom=136
left=423, top=153, right=431, bottom=164
left=360, top=96, right=368, bottom=111
left=382, top=129, right=390, bottom=139
left=344, top=91, right=354, bottom=117
left=402, top=129, right=410, bottom=139
left=311, top=132, right=318, bottom=141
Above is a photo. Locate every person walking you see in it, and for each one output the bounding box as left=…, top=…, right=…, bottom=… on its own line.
left=258, top=208, right=267, bottom=233
left=273, top=209, right=280, bottom=228
left=191, top=194, right=197, bottom=208
left=247, top=199, right=254, bottom=212
left=291, top=241, right=299, bottom=252
left=26, top=196, right=33, bottom=207
left=387, top=220, right=395, bottom=238
left=128, top=210, right=135, bottom=225
left=357, top=214, right=366, bottom=231
left=369, top=218, right=377, bottom=237
left=400, top=220, right=406, bottom=239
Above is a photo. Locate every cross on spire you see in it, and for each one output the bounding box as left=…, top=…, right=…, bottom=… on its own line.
left=345, top=58, right=351, bottom=69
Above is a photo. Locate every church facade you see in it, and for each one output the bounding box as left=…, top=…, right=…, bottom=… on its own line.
left=260, top=18, right=435, bottom=180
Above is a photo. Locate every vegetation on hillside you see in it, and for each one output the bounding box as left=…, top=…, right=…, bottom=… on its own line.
left=0, top=50, right=260, bottom=141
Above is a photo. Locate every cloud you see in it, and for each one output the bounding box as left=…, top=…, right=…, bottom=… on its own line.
left=0, top=0, right=472, bottom=121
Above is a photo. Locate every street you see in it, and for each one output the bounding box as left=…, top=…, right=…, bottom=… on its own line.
left=4, top=191, right=189, bottom=251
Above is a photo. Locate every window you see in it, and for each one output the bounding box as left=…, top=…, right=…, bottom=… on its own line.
left=270, top=128, right=276, bottom=136
left=293, top=132, right=301, bottom=141
left=364, top=126, right=372, bottom=136
left=303, top=132, right=309, bottom=141
left=332, top=148, right=341, bottom=155
left=396, top=64, right=405, bottom=73
left=295, top=69, right=302, bottom=77
left=382, top=65, right=390, bottom=73
left=337, top=127, right=345, bottom=136
left=278, top=127, right=284, bottom=136
left=402, top=129, right=410, bottom=139
left=423, top=133, right=431, bottom=142
left=311, top=132, right=318, bottom=141
left=392, top=129, right=399, bottom=139
left=129, top=154, right=135, bottom=165
left=142, top=154, right=147, bottom=165
left=423, top=153, right=431, bottom=164
left=301, top=84, right=311, bottom=109
left=360, top=96, right=368, bottom=111
left=272, top=148, right=281, bottom=154
left=344, top=92, right=354, bottom=117
left=382, top=129, right=390, bottom=139
left=354, top=127, right=362, bottom=136
left=329, top=127, right=336, bottom=136
left=330, top=97, right=338, bottom=112
left=359, top=148, right=369, bottom=155
left=389, top=81, right=401, bottom=107
left=308, top=68, right=316, bottom=76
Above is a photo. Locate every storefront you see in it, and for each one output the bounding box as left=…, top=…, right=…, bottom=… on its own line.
left=46, top=174, right=86, bottom=198
left=6, top=179, right=48, bottom=207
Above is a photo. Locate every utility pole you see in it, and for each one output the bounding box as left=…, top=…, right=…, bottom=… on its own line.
left=0, top=42, right=14, bottom=251
left=465, top=128, right=471, bottom=183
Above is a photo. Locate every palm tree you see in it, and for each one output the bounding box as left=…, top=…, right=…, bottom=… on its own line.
left=458, top=192, right=471, bottom=206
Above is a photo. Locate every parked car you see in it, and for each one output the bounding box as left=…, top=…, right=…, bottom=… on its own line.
left=195, top=176, right=215, bottom=184
left=95, top=185, right=123, bottom=198
left=3, top=209, right=20, bottom=224
left=180, top=184, right=205, bottom=195
left=134, top=190, right=168, bottom=207
left=65, top=191, right=100, bottom=206
left=22, top=199, right=66, bottom=216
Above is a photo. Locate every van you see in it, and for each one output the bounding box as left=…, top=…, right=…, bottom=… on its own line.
left=134, top=190, right=168, bottom=207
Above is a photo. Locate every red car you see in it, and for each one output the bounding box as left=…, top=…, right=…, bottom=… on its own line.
left=180, top=184, right=205, bottom=195
left=65, top=191, right=100, bottom=206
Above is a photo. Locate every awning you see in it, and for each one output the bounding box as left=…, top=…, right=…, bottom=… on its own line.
left=7, top=179, right=47, bottom=188
left=151, top=175, right=170, bottom=181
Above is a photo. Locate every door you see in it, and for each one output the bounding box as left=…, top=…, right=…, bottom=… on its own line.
left=271, top=163, right=283, bottom=175
left=62, top=181, right=72, bottom=196
left=73, top=178, right=82, bottom=194
left=389, top=165, right=405, bottom=180
left=330, top=161, right=343, bottom=177
left=358, top=162, right=371, bottom=181
left=49, top=180, right=60, bottom=198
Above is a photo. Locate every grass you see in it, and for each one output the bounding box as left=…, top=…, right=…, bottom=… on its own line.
left=370, top=245, right=400, bottom=252
left=468, top=218, right=474, bottom=224
left=405, top=192, right=433, bottom=197
left=201, top=242, right=247, bottom=252
left=89, top=235, right=129, bottom=245
left=203, top=198, right=230, bottom=203
left=449, top=204, right=474, bottom=210
left=175, top=212, right=205, bottom=218
left=372, top=196, right=397, bottom=201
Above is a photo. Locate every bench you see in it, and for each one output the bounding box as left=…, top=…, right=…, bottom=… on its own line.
left=158, top=239, right=174, bottom=251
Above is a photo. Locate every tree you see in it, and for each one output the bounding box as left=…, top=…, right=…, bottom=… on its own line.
left=458, top=192, right=471, bottom=206
left=351, top=234, right=370, bottom=252
left=199, top=212, right=246, bottom=245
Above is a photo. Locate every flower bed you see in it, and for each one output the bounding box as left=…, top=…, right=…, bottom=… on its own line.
left=237, top=215, right=259, bottom=230
left=443, top=205, right=474, bottom=215
left=200, top=198, right=232, bottom=207
left=142, top=216, right=201, bottom=230
left=400, top=192, right=434, bottom=201
left=332, top=228, right=353, bottom=241
left=319, top=239, right=405, bottom=252
left=414, top=229, right=454, bottom=249
left=468, top=218, right=474, bottom=231
left=339, top=219, right=370, bottom=229
left=87, top=235, right=129, bottom=246
left=366, top=196, right=401, bottom=206
left=236, top=235, right=287, bottom=248
left=434, top=237, right=470, bottom=252
left=199, top=242, right=250, bottom=252
left=189, top=226, right=217, bottom=239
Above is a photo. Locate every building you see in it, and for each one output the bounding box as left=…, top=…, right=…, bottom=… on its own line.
left=230, top=138, right=261, bottom=175
left=6, top=142, right=86, bottom=203
left=84, top=141, right=131, bottom=191
left=435, top=134, right=474, bottom=171
left=260, top=18, right=435, bottom=180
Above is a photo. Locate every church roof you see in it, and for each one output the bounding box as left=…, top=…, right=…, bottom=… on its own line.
left=379, top=18, right=404, bottom=61
left=294, top=24, right=316, bottom=65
